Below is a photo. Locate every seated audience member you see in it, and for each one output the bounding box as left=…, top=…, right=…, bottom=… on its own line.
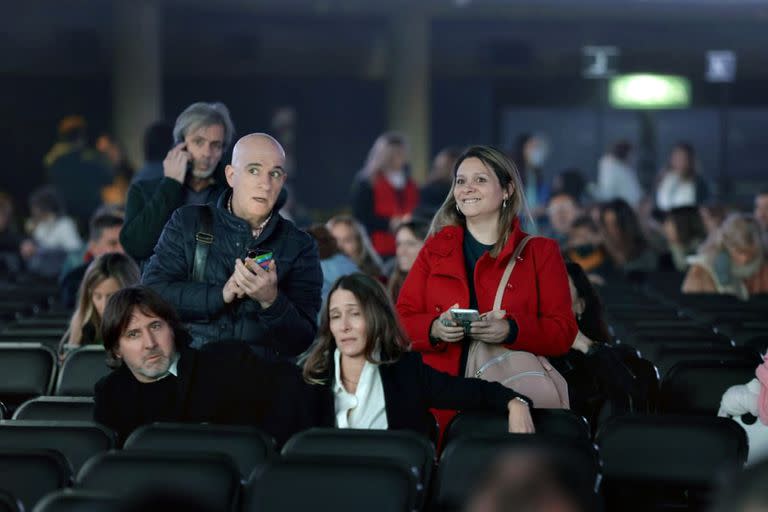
left=655, top=141, right=709, bottom=211
left=121, top=102, right=233, bottom=267
left=465, top=449, right=596, bottom=512
left=351, top=132, right=419, bottom=259
left=683, top=213, right=768, bottom=300
left=387, top=219, right=429, bottom=302
left=326, top=214, right=384, bottom=279
left=545, top=193, right=582, bottom=249
left=418, top=147, right=460, bottom=218
left=0, top=192, right=22, bottom=275
left=564, top=215, right=613, bottom=280
left=59, top=206, right=125, bottom=308
left=305, top=223, right=360, bottom=317
left=396, top=145, right=575, bottom=437
left=142, top=133, right=322, bottom=360
left=594, top=140, right=643, bottom=208
left=21, top=186, right=83, bottom=277
left=660, top=206, right=707, bottom=273
left=551, top=262, right=639, bottom=424
left=700, top=202, right=728, bottom=237
left=755, top=189, right=768, bottom=236
left=300, top=273, right=534, bottom=436
left=94, top=285, right=306, bottom=445
left=600, top=199, right=657, bottom=275
left=551, top=167, right=587, bottom=204
left=60, top=253, right=140, bottom=359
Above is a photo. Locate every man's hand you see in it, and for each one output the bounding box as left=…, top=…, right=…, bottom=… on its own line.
left=429, top=303, right=465, bottom=343
left=233, top=258, right=279, bottom=309
left=163, top=142, right=190, bottom=184
left=222, top=274, right=244, bottom=304
left=469, top=310, right=510, bottom=344
left=507, top=398, right=535, bottom=434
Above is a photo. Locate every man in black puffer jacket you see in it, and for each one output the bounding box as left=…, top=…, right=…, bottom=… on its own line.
left=142, top=133, right=322, bottom=361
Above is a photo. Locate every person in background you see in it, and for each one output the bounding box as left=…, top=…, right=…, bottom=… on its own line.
left=326, top=214, right=384, bottom=279
left=551, top=168, right=587, bottom=205
left=599, top=199, right=657, bottom=275
left=388, top=219, right=429, bottom=302
left=513, top=133, right=550, bottom=222
left=305, top=223, right=360, bottom=319
left=131, top=121, right=174, bottom=184
left=564, top=216, right=613, bottom=280
left=59, top=206, right=126, bottom=308
left=300, top=273, right=534, bottom=436
left=418, top=147, right=461, bottom=218
left=659, top=206, right=707, bottom=273
left=655, top=142, right=709, bottom=212
left=397, top=145, right=575, bottom=437
left=121, top=102, right=234, bottom=267
left=594, top=140, right=643, bottom=208
left=96, top=133, right=135, bottom=206
left=0, top=192, right=22, bottom=275
left=544, top=193, right=582, bottom=249
left=700, top=202, right=729, bottom=237
left=683, top=213, right=768, bottom=300
left=59, top=252, right=140, bottom=359
left=352, top=132, right=419, bottom=259
left=754, top=189, right=768, bottom=238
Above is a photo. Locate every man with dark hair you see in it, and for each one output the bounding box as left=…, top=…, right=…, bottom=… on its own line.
left=59, top=206, right=126, bottom=307
left=121, top=103, right=234, bottom=267
left=94, top=285, right=305, bottom=445
left=545, top=192, right=582, bottom=249
left=130, top=121, right=174, bottom=184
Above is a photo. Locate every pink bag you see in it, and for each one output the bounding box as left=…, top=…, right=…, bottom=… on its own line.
left=464, top=236, right=570, bottom=409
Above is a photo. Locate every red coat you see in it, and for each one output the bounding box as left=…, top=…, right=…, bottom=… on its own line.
left=396, top=220, right=577, bottom=377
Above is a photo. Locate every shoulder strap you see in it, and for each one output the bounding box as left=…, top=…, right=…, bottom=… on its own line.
left=493, top=235, right=537, bottom=310
left=192, top=205, right=214, bottom=282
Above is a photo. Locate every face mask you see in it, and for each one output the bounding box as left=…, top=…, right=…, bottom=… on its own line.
left=573, top=244, right=597, bottom=258
left=731, top=253, right=764, bottom=280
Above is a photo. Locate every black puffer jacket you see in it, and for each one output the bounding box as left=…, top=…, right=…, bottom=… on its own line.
left=142, top=188, right=322, bottom=361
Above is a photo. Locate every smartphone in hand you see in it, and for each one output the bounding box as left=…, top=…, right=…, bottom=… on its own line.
left=247, top=248, right=274, bottom=271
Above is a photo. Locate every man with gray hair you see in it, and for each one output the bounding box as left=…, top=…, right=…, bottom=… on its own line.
left=121, top=102, right=235, bottom=267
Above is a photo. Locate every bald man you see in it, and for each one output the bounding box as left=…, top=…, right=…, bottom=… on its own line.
left=142, top=133, right=322, bottom=361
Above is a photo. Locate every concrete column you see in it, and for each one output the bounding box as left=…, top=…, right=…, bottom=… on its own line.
left=388, top=12, right=430, bottom=183
left=112, top=1, right=162, bottom=169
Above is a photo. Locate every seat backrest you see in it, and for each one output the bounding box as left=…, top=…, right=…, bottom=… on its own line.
left=244, top=456, right=416, bottom=512
left=656, top=346, right=761, bottom=378
left=0, top=449, right=72, bottom=512
left=660, top=360, right=758, bottom=415
left=124, top=422, right=275, bottom=479
left=76, top=450, right=241, bottom=512
left=281, top=427, right=434, bottom=500
left=13, top=397, right=95, bottom=422
left=31, top=489, right=118, bottom=512
left=434, top=434, right=600, bottom=512
left=0, top=343, right=56, bottom=410
left=443, top=409, right=590, bottom=447
left=0, top=491, right=21, bottom=512
left=55, top=346, right=110, bottom=397
left=596, top=415, right=747, bottom=483
left=0, top=420, right=115, bottom=473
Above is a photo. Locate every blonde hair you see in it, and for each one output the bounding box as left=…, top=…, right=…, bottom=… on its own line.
left=698, top=213, right=766, bottom=262
left=359, top=132, right=409, bottom=181
left=61, top=253, right=140, bottom=351
left=429, top=145, right=532, bottom=258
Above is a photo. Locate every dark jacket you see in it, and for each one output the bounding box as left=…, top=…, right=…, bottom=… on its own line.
left=141, top=189, right=322, bottom=360
left=121, top=176, right=227, bottom=266
left=301, top=351, right=530, bottom=439
left=93, top=343, right=307, bottom=446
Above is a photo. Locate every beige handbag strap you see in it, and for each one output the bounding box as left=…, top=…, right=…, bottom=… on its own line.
left=493, top=235, right=537, bottom=310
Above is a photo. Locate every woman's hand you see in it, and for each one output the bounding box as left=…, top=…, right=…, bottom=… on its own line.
left=469, top=310, right=510, bottom=344
left=429, top=303, right=465, bottom=343
left=507, top=398, right=535, bottom=434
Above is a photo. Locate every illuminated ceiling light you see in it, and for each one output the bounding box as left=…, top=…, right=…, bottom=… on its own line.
left=609, top=74, right=691, bottom=109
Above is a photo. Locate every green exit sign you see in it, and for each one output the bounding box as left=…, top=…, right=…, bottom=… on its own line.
left=609, top=74, right=691, bottom=109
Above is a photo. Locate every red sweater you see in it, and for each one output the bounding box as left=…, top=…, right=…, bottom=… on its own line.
left=396, top=221, right=576, bottom=376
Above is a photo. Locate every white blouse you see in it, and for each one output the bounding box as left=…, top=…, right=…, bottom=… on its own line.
left=333, top=349, right=388, bottom=430
left=656, top=173, right=696, bottom=211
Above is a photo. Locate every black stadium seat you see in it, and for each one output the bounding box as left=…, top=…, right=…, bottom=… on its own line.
left=659, top=360, right=758, bottom=415
left=597, top=415, right=747, bottom=511
left=12, top=397, right=95, bottom=422
left=244, top=456, right=417, bottom=512
left=76, top=450, right=241, bottom=512
left=281, top=428, right=433, bottom=508
left=0, top=421, right=115, bottom=474
left=0, top=491, right=21, bottom=512
left=55, top=346, right=110, bottom=397
left=434, top=433, right=600, bottom=512
left=0, top=343, right=56, bottom=411
left=32, top=489, right=118, bottom=512
left=0, top=449, right=72, bottom=512
left=124, top=423, right=275, bottom=479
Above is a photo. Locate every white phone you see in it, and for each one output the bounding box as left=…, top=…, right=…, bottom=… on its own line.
left=450, top=308, right=481, bottom=324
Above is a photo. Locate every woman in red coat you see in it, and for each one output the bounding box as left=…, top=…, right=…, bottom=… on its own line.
left=396, top=145, right=577, bottom=435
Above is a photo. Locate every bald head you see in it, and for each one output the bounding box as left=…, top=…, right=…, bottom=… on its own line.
left=232, top=133, right=285, bottom=167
